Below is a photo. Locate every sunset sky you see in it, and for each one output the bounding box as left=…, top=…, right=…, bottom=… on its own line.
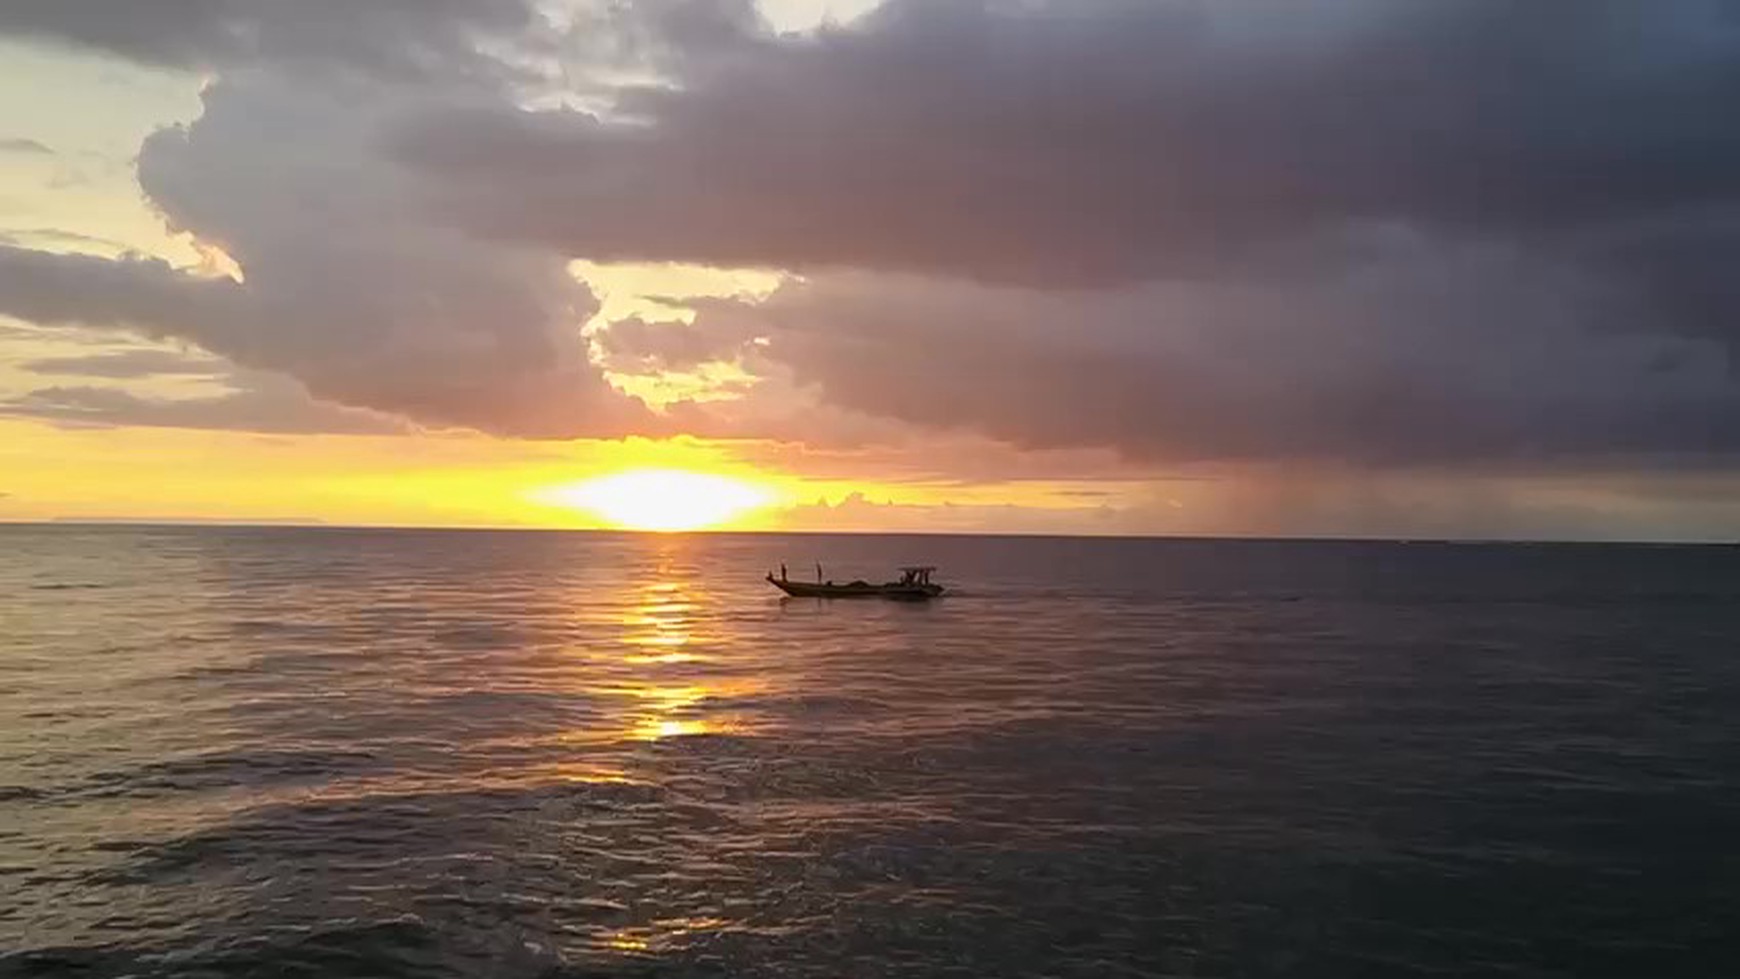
left=3, top=0, right=1739, bottom=538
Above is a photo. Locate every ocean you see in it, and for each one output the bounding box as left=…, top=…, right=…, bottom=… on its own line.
left=2, top=525, right=1737, bottom=977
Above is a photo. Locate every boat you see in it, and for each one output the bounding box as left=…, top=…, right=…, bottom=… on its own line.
left=766, top=565, right=944, bottom=600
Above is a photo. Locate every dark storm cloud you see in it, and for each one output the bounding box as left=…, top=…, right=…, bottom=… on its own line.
left=693, top=256, right=1740, bottom=469
left=1577, top=207, right=1740, bottom=349
left=385, top=0, right=1740, bottom=467
left=400, top=0, right=1740, bottom=288
left=0, top=0, right=535, bottom=78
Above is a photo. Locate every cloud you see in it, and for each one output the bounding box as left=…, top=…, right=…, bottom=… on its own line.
left=0, top=0, right=537, bottom=79
left=2, top=0, right=1739, bottom=485
left=22, top=348, right=226, bottom=378
left=0, top=68, right=651, bottom=438
left=594, top=315, right=757, bottom=373
left=727, top=432, right=1154, bottom=485
left=0, top=137, right=53, bottom=156
left=0, top=245, right=237, bottom=336
left=701, top=251, right=1740, bottom=469
left=400, top=1, right=1740, bottom=290
left=0, top=373, right=406, bottom=435
left=0, top=228, right=135, bottom=254
left=769, top=468, right=1740, bottom=540
left=365, top=0, right=1740, bottom=472
left=776, top=490, right=1123, bottom=534
left=1181, top=467, right=1740, bottom=543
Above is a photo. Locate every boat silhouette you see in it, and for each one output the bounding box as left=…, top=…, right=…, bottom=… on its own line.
left=767, top=565, right=944, bottom=600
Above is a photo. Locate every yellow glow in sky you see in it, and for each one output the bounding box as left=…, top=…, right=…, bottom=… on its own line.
left=531, top=468, right=773, bottom=531
left=0, top=39, right=205, bottom=267
left=0, top=419, right=1138, bottom=533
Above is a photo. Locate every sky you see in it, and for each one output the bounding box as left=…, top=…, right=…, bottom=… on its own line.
left=2, top=0, right=1739, bottom=539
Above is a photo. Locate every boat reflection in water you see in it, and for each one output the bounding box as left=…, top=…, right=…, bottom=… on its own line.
left=766, top=564, right=945, bottom=600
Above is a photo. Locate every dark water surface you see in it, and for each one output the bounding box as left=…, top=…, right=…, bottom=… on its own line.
left=3, top=525, right=1738, bottom=977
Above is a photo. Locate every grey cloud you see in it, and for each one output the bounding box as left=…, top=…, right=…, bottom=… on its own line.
left=5, top=0, right=1740, bottom=477
left=777, top=490, right=1122, bottom=535
left=22, top=348, right=227, bottom=378
left=0, top=245, right=241, bottom=337
left=0, top=69, right=651, bottom=439
left=1168, top=467, right=1740, bottom=543
left=559, top=0, right=767, bottom=74
left=400, top=1, right=1740, bottom=289
left=0, top=0, right=251, bottom=68
left=0, top=227, right=135, bottom=253
left=384, top=0, right=1740, bottom=468
left=0, top=0, right=536, bottom=80
left=725, top=432, right=1149, bottom=485
left=0, top=320, right=143, bottom=345
left=702, top=254, right=1740, bottom=469
left=0, top=374, right=407, bottom=436
left=771, top=479, right=1612, bottom=539
left=594, top=315, right=753, bottom=372
left=1577, top=207, right=1740, bottom=351
left=0, top=137, right=53, bottom=156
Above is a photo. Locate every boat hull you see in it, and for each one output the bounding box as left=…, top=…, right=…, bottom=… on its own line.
left=767, top=576, right=943, bottom=600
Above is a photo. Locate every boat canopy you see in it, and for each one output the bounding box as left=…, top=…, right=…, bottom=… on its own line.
left=896, top=566, right=936, bottom=585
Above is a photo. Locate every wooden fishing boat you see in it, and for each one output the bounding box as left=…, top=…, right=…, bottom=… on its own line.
left=766, top=565, right=944, bottom=600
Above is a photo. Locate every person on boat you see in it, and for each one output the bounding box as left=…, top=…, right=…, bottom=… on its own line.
left=780, top=563, right=787, bottom=581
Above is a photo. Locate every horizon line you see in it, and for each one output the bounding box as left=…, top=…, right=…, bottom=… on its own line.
left=1, top=518, right=1733, bottom=547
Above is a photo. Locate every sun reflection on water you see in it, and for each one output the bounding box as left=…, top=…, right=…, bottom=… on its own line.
left=604, top=561, right=761, bottom=743
left=638, top=718, right=713, bottom=740
left=598, top=916, right=733, bottom=956
left=625, top=650, right=699, bottom=665
left=621, top=681, right=754, bottom=742
left=621, top=583, right=709, bottom=663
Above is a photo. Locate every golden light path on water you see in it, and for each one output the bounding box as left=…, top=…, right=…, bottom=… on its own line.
left=587, top=543, right=762, bottom=956
left=616, top=574, right=762, bottom=743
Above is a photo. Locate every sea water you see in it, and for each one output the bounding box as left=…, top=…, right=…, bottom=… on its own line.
left=3, top=526, right=1737, bottom=976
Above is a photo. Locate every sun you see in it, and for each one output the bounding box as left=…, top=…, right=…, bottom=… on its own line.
left=534, top=469, right=771, bottom=531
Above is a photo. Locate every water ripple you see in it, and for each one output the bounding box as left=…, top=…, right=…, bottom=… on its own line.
left=2, top=528, right=1738, bottom=977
